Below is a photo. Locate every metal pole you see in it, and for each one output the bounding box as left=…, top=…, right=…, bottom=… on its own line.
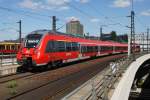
left=127, top=0, right=135, bottom=60
left=100, top=26, right=102, bottom=40
left=128, top=32, right=131, bottom=57
left=142, top=33, right=144, bottom=52
left=147, top=28, right=149, bottom=53
left=17, top=20, right=22, bottom=44
left=131, top=11, right=135, bottom=61
left=0, top=53, right=2, bottom=67
left=52, top=16, right=56, bottom=31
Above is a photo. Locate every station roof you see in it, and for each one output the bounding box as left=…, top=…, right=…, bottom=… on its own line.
left=0, top=42, right=20, bottom=45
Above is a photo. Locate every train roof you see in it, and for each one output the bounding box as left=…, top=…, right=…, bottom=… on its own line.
left=30, top=29, right=84, bottom=38
left=29, top=29, right=129, bottom=47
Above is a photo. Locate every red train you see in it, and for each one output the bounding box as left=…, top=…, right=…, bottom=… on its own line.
left=0, top=42, right=20, bottom=54
left=17, top=30, right=140, bottom=68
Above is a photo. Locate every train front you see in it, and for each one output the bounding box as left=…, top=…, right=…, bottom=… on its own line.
left=17, top=31, right=43, bottom=67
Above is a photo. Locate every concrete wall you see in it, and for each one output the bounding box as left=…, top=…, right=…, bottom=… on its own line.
left=111, top=54, right=150, bottom=100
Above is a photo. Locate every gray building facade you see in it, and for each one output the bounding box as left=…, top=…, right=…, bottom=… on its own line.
left=66, top=21, right=84, bottom=36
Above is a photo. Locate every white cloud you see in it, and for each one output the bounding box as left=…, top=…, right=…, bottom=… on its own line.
left=66, top=16, right=79, bottom=22
left=18, top=0, right=70, bottom=10
left=111, top=0, right=145, bottom=8
left=47, top=0, right=70, bottom=6
left=141, top=9, right=150, bottom=16
left=76, top=0, right=90, bottom=3
left=19, top=0, right=41, bottom=10
left=135, top=0, right=144, bottom=1
left=90, top=18, right=100, bottom=23
left=112, top=0, right=130, bottom=8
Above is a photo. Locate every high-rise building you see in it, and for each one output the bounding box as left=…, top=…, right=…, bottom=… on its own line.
left=66, top=20, right=84, bottom=36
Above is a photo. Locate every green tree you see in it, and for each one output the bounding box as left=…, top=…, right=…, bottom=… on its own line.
left=110, top=31, right=117, bottom=41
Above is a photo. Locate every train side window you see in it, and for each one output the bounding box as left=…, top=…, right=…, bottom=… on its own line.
left=0, top=45, right=2, bottom=50
left=89, top=46, right=92, bottom=52
left=101, top=46, right=104, bottom=51
left=107, top=46, right=112, bottom=51
left=6, top=45, right=10, bottom=50
left=66, top=42, right=72, bottom=52
left=72, top=42, right=78, bottom=51
left=95, top=46, right=98, bottom=52
left=12, top=45, right=15, bottom=50
left=1, top=45, right=3, bottom=50
left=87, top=46, right=90, bottom=52
left=81, top=46, right=86, bottom=53
left=84, top=46, right=87, bottom=53
left=81, top=46, right=84, bottom=53
left=57, top=41, right=65, bottom=52
left=45, top=41, right=54, bottom=53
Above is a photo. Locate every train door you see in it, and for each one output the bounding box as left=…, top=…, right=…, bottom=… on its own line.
left=113, top=45, right=115, bottom=53
left=78, top=43, right=82, bottom=58
left=98, top=45, right=101, bottom=56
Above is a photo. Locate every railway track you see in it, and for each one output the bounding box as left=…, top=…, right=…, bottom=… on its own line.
left=2, top=54, right=126, bottom=100
left=0, top=72, right=35, bottom=84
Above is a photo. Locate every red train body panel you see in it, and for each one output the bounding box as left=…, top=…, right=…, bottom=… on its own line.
left=16, top=30, right=140, bottom=68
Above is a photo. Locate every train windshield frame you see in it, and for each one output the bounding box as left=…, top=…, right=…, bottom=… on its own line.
left=24, top=33, right=43, bottom=48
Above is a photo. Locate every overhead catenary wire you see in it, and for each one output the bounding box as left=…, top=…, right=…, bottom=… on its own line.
left=136, top=15, right=147, bottom=28
left=85, top=2, right=127, bottom=28
left=64, top=2, right=94, bottom=19
left=0, top=6, right=51, bottom=22
left=0, top=6, right=69, bottom=31
left=0, top=6, right=51, bottom=17
left=56, top=24, right=66, bottom=31
left=65, top=1, right=127, bottom=29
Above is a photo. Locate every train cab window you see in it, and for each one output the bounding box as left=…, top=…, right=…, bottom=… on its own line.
left=24, top=33, right=43, bottom=48
left=66, top=42, right=72, bottom=52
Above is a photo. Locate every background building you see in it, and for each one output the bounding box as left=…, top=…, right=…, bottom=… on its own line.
left=135, top=33, right=150, bottom=51
left=66, top=20, right=84, bottom=36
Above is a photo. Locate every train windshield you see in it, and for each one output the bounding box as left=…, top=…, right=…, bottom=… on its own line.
left=24, top=34, right=43, bottom=48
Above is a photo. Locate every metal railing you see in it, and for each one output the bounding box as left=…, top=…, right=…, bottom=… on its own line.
left=62, top=52, right=146, bottom=100
left=0, top=53, right=17, bottom=67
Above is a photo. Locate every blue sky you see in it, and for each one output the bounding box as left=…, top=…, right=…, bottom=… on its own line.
left=0, top=0, right=150, bottom=41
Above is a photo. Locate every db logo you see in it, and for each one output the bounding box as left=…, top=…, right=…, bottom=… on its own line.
left=26, top=50, right=30, bottom=53
left=66, top=53, right=71, bottom=56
